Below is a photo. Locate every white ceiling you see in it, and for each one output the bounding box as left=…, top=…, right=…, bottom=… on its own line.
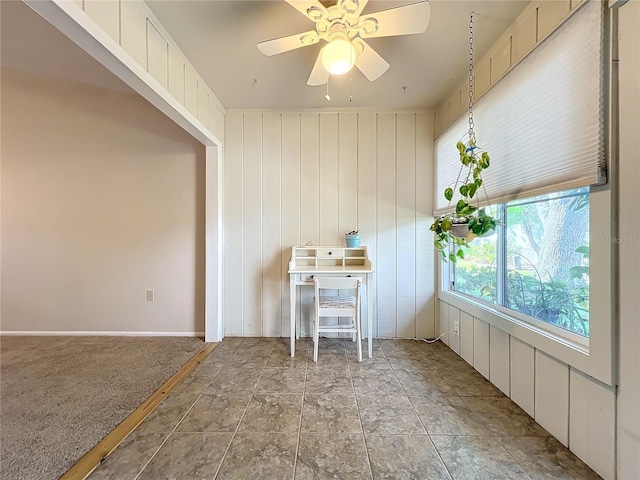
left=1, top=0, right=529, bottom=111
left=145, top=0, right=529, bottom=109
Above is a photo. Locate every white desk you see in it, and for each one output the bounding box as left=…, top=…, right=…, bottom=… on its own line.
left=288, top=246, right=374, bottom=358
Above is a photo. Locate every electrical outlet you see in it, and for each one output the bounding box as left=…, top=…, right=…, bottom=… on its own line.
left=146, top=289, right=154, bottom=302
left=454, top=320, right=460, bottom=336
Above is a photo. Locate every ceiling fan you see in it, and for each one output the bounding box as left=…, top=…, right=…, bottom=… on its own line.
left=257, top=0, right=431, bottom=86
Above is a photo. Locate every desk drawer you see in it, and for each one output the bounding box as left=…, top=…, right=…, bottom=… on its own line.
left=315, top=248, right=344, bottom=258
left=298, top=273, right=364, bottom=283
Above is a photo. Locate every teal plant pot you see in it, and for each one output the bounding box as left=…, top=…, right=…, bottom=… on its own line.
left=345, top=234, right=360, bottom=248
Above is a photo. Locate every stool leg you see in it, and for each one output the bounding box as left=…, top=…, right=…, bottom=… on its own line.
left=313, top=317, right=319, bottom=363
left=356, top=314, right=362, bottom=362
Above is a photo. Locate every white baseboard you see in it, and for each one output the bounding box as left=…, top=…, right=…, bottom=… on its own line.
left=0, top=331, right=205, bottom=337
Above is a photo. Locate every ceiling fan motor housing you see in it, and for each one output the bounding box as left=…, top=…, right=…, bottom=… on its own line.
left=313, top=4, right=375, bottom=41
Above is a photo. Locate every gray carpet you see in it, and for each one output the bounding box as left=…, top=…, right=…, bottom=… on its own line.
left=0, top=335, right=206, bottom=479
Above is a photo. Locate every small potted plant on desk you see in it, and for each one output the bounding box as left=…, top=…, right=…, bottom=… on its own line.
left=345, top=230, right=360, bottom=248
left=430, top=140, right=497, bottom=262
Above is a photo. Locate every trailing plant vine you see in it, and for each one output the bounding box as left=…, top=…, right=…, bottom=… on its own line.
left=430, top=140, right=497, bottom=261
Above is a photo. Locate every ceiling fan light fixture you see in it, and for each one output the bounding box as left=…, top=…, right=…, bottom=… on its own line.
left=322, top=38, right=356, bottom=75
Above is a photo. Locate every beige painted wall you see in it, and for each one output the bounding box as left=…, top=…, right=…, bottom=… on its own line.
left=1, top=68, right=206, bottom=334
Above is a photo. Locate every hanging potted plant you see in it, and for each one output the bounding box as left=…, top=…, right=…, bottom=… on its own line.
left=430, top=140, right=497, bottom=261
left=430, top=13, right=497, bottom=262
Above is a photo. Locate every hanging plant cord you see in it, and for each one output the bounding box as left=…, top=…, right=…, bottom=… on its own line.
left=430, top=12, right=498, bottom=261
left=447, top=12, right=493, bottom=215
left=467, top=13, right=476, bottom=145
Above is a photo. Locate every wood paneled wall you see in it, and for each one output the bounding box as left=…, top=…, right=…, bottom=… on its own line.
left=435, top=0, right=585, bottom=137
left=438, top=299, right=616, bottom=479
left=223, top=111, right=435, bottom=339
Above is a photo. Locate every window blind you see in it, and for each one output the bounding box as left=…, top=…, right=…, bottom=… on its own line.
left=434, top=0, right=605, bottom=215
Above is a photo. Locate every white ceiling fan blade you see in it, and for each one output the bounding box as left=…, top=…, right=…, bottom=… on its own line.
left=338, top=0, right=369, bottom=16
left=257, top=30, right=319, bottom=56
left=359, top=1, right=431, bottom=39
left=307, top=49, right=328, bottom=86
left=354, top=39, right=389, bottom=81
left=285, top=0, right=329, bottom=22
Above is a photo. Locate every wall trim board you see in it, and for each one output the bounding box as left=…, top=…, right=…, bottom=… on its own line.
left=0, top=331, right=205, bottom=337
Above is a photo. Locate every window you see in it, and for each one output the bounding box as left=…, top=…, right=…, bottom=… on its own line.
left=451, top=188, right=590, bottom=338
left=454, top=234, right=497, bottom=304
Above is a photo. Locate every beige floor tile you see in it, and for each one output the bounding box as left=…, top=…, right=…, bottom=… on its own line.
left=177, top=393, right=250, bottom=432
left=301, top=393, right=361, bottom=433
left=216, top=432, right=297, bottom=480
left=357, top=395, right=426, bottom=435
left=103, top=339, right=601, bottom=480
left=352, top=369, right=405, bottom=395
left=431, top=435, right=530, bottom=480
left=295, top=433, right=371, bottom=479
left=238, top=393, right=303, bottom=433
left=500, top=436, right=602, bottom=480
left=134, top=392, right=200, bottom=434
left=255, top=367, right=307, bottom=394
left=366, top=434, right=451, bottom=480
left=410, top=395, right=487, bottom=435
left=463, top=397, right=549, bottom=437
left=89, top=432, right=166, bottom=479
left=137, top=432, right=232, bottom=480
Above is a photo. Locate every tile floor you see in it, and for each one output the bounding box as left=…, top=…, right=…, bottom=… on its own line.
left=90, top=337, right=601, bottom=479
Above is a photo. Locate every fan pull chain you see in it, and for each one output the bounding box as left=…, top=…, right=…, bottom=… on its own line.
left=325, top=75, right=331, bottom=101
left=349, top=71, right=353, bottom=103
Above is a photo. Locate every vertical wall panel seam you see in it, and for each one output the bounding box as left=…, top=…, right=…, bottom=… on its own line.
left=375, top=113, right=379, bottom=337
left=260, top=113, right=265, bottom=337
left=487, top=324, right=491, bottom=382
left=298, top=115, right=302, bottom=245
left=279, top=114, right=284, bottom=335
left=413, top=113, right=419, bottom=338
left=260, top=114, right=265, bottom=336
left=318, top=114, right=321, bottom=241
left=241, top=114, right=245, bottom=336
left=297, top=114, right=302, bottom=330
left=356, top=113, right=360, bottom=231
left=279, top=114, right=284, bottom=336
left=508, top=332, right=512, bottom=396
left=489, top=58, right=493, bottom=85
left=165, top=43, right=170, bottom=99
left=118, top=0, right=122, bottom=45
left=567, top=364, right=572, bottom=449
left=533, top=346, right=537, bottom=418
left=181, top=64, right=185, bottom=109
left=395, top=113, right=399, bottom=338
left=144, top=17, right=149, bottom=72
left=337, top=114, right=341, bottom=240
left=509, top=35, right=514, bottom=69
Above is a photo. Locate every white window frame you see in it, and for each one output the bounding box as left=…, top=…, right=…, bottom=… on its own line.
left=438, top=185, right=613, bottom=385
